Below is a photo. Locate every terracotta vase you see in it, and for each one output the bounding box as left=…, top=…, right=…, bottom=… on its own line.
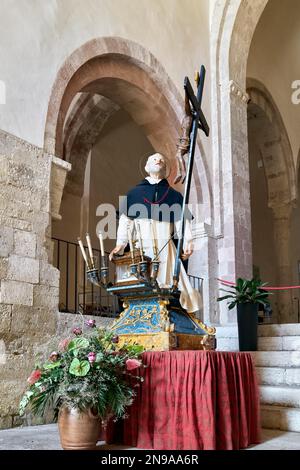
left=58, top=407, right=101, bottom=450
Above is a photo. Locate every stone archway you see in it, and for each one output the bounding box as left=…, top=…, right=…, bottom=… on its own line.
left=45, top=36, right=212, bottom=221
left=44, top=36, right=214, bottom=319
left=247, top=78, right=296, bottom=322
left=211, top=0, right=269, bottom=323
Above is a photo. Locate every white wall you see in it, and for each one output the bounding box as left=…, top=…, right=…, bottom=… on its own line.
left=247, top=0, right=300, bottom=164
left=0, top=0, right=211, bottom=151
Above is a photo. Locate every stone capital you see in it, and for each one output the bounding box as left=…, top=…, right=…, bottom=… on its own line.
left=50, top=156, right=71, bottom=220
left=192, top=222, right=213, bottom=239
left=228, top=80, right=249, bottom=105
left=270, top=202, right=293, bottom=221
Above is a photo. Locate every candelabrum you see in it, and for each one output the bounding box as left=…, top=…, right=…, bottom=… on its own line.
left=78, top=233, right=160, bottom=290
left=77, top=234, right=109, bottom=288
left=128, top=255, right=160, bottom=286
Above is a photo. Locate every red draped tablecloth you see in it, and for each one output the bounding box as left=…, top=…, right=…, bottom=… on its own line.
left=107, top=350, right=261, bottom=450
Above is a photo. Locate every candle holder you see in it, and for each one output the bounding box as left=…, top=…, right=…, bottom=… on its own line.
left=138, top=260, right=149, bottom=281
left=86, top=267, right=101, bottom=287
left=130, top=263, right=138, bottom=277
left=150, top=260, right=160, bottom=284
left=100, top=266, right=109, bottom=286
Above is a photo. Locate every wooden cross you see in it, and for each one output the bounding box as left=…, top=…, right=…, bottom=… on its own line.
left=184, top=66, right=209, bottom=137
left=173, top=65, right=210, bottom=288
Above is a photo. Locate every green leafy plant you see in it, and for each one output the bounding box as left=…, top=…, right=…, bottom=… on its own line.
left=19, top=325, right=144, bottom=422
left=217, top=277, right=271, bottom=310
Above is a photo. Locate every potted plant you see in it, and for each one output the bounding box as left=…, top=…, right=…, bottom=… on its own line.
left=217, top=278, right=271, bottom=351
left=19, top=323, right=144, bottom=450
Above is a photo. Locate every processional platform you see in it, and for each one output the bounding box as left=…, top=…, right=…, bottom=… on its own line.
left=87, top=250, right=216, bottom=351
left=83, top=65, right=216, bottom=351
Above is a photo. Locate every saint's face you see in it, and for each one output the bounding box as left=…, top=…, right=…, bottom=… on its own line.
left=146, top=154, right=166, bottom=175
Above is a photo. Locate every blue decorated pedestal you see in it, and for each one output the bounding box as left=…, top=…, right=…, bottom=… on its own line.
left=87, top=251, right=216, bottom=351
left=108, top=290, right=216, bottom=351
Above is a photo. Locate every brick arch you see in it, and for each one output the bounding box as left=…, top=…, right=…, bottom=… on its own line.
left=44, top=37, right=212, bottom=219
left=210, top=0, right=269, bottom=323
left=247, top=78, right=296, bottom=207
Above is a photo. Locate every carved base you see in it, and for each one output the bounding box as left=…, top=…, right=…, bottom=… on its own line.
left=110, top=293, right=216, bottom=351
left=117, top=332, right=177, bottom=351
left=116, top=332, right=215, bottom=351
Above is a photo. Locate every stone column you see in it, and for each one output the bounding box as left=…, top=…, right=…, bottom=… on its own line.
left=0, top=130, right=65, bottom=428
left=218, top=80, right=252, bottom=324
left=271, top=203, right=294, bottom=323
left=189, top=223, right=218, bottom=325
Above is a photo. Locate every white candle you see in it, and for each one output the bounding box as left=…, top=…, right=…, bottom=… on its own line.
left=135, top=220, right=144, bottom=261
left=97, top=231, right=105, bottom=257
left=78, top=238, right=89, bottom=267
left=86, top=233, right=94, bottom=266
left=128, top=228, right=134, bottom=262
left=151, top=221, right=158, bottom=259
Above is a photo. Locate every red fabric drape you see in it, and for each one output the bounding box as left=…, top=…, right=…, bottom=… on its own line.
left=108, top=350, right=261, bottom=450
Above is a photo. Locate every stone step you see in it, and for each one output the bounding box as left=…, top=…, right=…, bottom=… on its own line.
left=252, top=351, right=300, bottom=367
left=261, top=405, right=300, bottom=433
left=216, top=323, right=300, bottom=338
left=216, top=338, right=239, bottom=351
left=258, top=336, right=300, bottom=351
left=256, top=367, right=300, bottom=386
left=258, top=323, right=300, bottom=337
left=260, top=385, right=300, bottom=408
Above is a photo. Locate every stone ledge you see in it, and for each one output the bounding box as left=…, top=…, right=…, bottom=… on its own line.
left=260, top=385, right=300, bottom=408
left=258, top=324, right=300, bottom=337
left=261, top=405, right=300, bottom=433
left=256, top=367, right=300, bottom=386
left=252, top=351, right=300, bottom=367
left=258, top=336, right=300, bottom=351
left=215, top=325, right=238, bottom=338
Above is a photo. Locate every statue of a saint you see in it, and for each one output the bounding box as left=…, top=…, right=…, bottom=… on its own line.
left=109, top=153, right=202, bottom=314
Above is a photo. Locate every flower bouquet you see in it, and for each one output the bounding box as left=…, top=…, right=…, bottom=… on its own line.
left=19, top=323, right=144, bottom=449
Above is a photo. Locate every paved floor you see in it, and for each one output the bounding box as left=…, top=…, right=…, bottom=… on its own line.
left=0, top=425, right=299, bottom=450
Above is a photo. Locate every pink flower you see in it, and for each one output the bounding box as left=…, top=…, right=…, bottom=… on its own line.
left=125, top=359, right=141, bottom=371
left=58, top=338, right=70, bottom=351
left=73, top=327, right=82, bottom=336
left=85, top=319, right=96, bottom=328
left=27, top=369, right=41, bottom=385
left=49, top=351, right=59, bottom=362
left=87, top=352, right=96, bottom=364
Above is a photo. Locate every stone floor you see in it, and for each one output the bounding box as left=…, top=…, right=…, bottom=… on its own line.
left=0, top=425, right=299, bottom=450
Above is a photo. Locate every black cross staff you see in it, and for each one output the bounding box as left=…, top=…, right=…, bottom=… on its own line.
left=172, top=65, right=209, bottom=290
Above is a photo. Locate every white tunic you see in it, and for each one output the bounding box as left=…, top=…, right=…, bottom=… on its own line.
left=116, top=178, right=202, bottom=313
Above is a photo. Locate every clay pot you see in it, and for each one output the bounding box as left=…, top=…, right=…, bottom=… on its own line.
left=58, top=407, right=101, bottom=450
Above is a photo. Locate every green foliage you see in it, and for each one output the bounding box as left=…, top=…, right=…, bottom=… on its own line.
left=217, top=277, right=271, bottom=310
left=69, top=358, right=90, bottom=376
left=19, top=327, right=144, bottom=422
left=68, top=337, right=90, bottom=356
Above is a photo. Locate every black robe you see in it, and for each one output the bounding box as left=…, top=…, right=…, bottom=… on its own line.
left=119, top=178, right=192, bottom=223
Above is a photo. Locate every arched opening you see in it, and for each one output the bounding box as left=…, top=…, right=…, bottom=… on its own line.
left=45, top=37, right=212, bottom=318
left=246, top=0, right=300, bottom=323
left=247, top=81, right=295, bottom=322
left=211, top=0, right=299, bottom=324
left=290, top=149, right=300, bottom=323
left=210, top=0, right=268, bottom=324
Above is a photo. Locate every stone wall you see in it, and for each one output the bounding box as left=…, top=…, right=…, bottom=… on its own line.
left=56, top=312, right=113, bottom=339
left=0, top=129, right=59, bottom=429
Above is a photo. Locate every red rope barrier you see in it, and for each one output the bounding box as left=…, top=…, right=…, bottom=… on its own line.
left=217, top=278, right=300, bottom=290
